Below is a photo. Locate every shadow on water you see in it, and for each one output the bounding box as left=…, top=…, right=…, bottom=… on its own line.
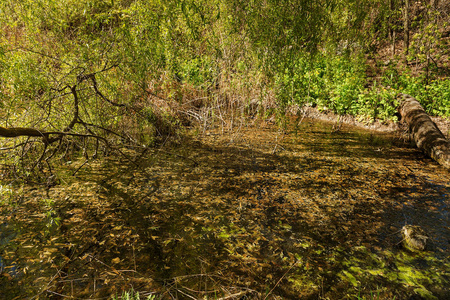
left=0, top=118, right=449, bottom=299
left=0, top=223, right=17, bottom=275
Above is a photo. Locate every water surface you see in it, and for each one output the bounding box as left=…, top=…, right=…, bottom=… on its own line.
left=0, top=119, right=449, bottom=299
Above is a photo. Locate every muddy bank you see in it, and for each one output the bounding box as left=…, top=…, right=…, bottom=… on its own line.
left=299, top=106, right=450, bottom=137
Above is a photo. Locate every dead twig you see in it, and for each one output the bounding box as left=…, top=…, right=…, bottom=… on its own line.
left=72, top=159, right=89, bottom=176
left=264, top=259, right=299, bottom=300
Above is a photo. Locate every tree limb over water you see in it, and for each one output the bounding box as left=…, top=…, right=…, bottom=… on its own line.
left=398, top=94, right=450, bottom=168
left=0, top=127, right=46, bottom=138
left=0, top=127, right=109, bottom=148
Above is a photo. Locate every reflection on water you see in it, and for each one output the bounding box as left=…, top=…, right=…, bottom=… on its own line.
left=0, top=118, right=449, bottom=299
left=0, top=223, right=18, bottom=280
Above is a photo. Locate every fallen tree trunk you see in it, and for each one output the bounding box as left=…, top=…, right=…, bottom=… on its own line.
left=398, top=94, right=450, bottom=168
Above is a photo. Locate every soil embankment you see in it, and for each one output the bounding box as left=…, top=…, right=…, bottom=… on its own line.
left=301, top=106, right=450, bottom=137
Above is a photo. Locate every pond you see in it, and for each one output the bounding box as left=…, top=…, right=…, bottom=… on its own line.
left=0, top=118, right=449, bottom=299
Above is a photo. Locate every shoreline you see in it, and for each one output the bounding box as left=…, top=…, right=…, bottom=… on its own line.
left=298, top=106, right=450, bottom=138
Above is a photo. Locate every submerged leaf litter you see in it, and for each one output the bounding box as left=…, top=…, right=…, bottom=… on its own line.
left=1, top=118, right=449, bottom=299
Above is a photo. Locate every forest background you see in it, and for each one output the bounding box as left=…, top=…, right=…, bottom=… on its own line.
left=0, top=0, right=449, bottom=165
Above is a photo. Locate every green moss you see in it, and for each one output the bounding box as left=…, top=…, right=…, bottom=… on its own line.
left=339, top=270, right=359, bottom=287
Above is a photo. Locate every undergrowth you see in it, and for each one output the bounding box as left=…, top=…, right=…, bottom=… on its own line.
left=113, top=290, right=157, bottom=300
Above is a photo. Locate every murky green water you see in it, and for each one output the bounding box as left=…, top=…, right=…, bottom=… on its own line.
left=1, top=119, right=449, bottom=299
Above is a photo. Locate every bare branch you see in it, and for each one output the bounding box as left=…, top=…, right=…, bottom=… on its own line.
left=0, top=127, right=47, bottom=138
left=65, top=85, right=80, bottom=132
left=90, top=74, right=126, bottom=107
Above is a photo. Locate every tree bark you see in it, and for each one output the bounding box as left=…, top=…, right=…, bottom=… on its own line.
left=403, top=0, right=410, bottom=63
left=0, top=127, right=46, bottom=138
left=398, top=94, right=450, bottom=168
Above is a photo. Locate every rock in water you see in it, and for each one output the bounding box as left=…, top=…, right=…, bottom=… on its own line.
left=402, top=225, right=428, bottom=251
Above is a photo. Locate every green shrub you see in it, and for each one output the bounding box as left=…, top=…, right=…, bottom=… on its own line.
left=356, top=84, right=398, bottom=121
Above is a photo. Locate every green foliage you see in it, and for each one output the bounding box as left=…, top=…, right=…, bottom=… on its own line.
left=321, top=53, right=367, bottom=115
left=356, top=83, right=398, bottom=121
left=0, top=184, right=14, bottom=206
left=408, top=7, right=448, bottom=72
left=40, top=198, right=61, bottom=234
left=179, top=57, right=216, bottom=87
left=227, top=0, right=329, bottom=57
left=275, top=52, right=393, bottom=118
left=0, top=0, right=449, bottom=155
left=1, top=50, right=50, bottom=114
left=113, top=290, right=157, bottom=300
left=405, top=78, right=450, bottom=117
left=381, top=66, right=450, bottom=117
left=357, top=288, right=396, bottom=300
